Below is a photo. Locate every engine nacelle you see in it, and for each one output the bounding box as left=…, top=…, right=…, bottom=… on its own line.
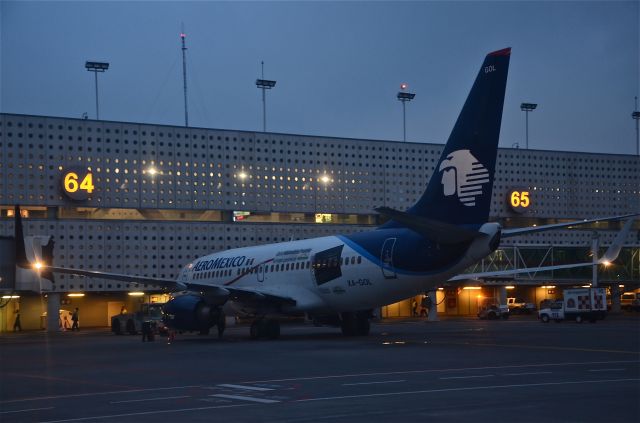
left=163, top=295, right=219, bottom=331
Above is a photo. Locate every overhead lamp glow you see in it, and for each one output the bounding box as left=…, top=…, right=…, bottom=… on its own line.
left=128, top=292, right=145, bottom=297
left=463, top=286, right=481, bottom=290
left=68, top=293, right=85, bottom=297
left=34, top=261, right=43, bottom=270
left=238, top=172, right=248, bottom=179
left=505, top=285, right=515, bottom=289
left=147, top=167, right=158, bottom=176
left=2, top=295, right=20, bottom=299
left=320, top=175, right=330, bottom=184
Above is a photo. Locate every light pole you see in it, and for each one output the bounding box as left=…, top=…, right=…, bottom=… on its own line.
left=520, top=102, right=537, bottom=149
left=85, top=61, right=109, bottom=120
left=632, top=96, right=639, bottom=156
left=397, top=83, right=415, bottom=142
left=256, top=62, right=276, bottom=132
left=180, top=30, right=189, bottom=127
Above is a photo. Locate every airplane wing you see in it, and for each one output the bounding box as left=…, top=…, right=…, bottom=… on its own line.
left=39, top=265, right=186, bottom=290
left=37, top=265, right=296, bottom=307
left=33, top=264, right=297, bottom=315
left=501, top=213, right=638, bottom=237
left=451, top=218, right=635, bottom=281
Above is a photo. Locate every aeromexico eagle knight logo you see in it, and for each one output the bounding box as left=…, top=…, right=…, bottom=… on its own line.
left=439, top=149, right=490, bottom=207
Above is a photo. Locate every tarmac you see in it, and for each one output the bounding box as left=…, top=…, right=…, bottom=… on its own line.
left=1, top=313, right=639, bottom=422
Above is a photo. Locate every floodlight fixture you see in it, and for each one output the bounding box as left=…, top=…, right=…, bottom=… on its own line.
left=520, top=102, right=537, bottom=112
left=256, top=79, right=277, bottom=89
left=85, top=61, right=109, bottom=72
left=397, top=92, right=416, bottom=101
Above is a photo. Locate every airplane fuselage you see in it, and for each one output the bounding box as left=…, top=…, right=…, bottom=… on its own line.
left=178, top=223, right=501, bottom=315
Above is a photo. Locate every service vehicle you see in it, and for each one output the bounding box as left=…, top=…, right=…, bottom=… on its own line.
left=477, top=297, right=509, bottom=320
left=620, top=292, right=640, bottom=312
left=507, top=297, right=536, bottom=314
left=111, top=303, right=168, bottom=335
left=538, top=288, right=607, bottom=323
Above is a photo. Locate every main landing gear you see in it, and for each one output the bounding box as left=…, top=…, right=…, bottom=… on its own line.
left=217, top=311, right=226, bottom=339
left=250, top=319, right=281, bottom=340
left=340, top=311, right=370, bottom=336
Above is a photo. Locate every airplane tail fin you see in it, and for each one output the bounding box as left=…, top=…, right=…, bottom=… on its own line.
left=407, top=48, right=511, bottom=226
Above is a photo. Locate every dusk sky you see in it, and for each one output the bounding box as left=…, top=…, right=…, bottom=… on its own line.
left=1, top=1, right=638, bottom=155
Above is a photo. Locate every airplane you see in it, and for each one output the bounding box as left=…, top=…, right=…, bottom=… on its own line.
left=12, top=47, right=637, bottom=340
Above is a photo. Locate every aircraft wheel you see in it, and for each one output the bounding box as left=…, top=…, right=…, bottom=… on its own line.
left=355, top=314, right=370, bottom=336
left=575, top=315, right=583, bottom=324
left=250, top=321, right=261, bottom=339
left=540, top=314, right=549, bottom=323
left=340, top=312, right=357, bottom=336
left=126, top=319, right=137, bottom=335
left=266, top=319, right=280, bottom=340
left=111, top=319, right=122, bottom=335
left=217, top=312, right=226, bottom=339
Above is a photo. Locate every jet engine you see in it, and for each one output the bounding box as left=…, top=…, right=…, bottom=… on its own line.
left=163, top=294, right=222, bottom=332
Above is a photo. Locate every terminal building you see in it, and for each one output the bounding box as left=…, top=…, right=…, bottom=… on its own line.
left=0, top=112, right=638, bottom=331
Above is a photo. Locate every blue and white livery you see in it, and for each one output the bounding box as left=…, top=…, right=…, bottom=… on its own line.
left=15, top=48, right=636, bottom=339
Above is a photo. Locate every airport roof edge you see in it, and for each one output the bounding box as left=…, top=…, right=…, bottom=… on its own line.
left=1, top=112, right=639, bottom=159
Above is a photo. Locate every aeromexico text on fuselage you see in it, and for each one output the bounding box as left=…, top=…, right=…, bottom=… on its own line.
left=193, top=255, right=255, bottom=272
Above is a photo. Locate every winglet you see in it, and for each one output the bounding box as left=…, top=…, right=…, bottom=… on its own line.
left=600, top=218, right=635, bottom=263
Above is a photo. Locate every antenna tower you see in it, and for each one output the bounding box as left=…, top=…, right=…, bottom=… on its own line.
left=180, top=24, right=189, bottom=127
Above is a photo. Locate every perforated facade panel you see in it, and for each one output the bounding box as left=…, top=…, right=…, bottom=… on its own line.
left=1, top=113, right=638, bottom=291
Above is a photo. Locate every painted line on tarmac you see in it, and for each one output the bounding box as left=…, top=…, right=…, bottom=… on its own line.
left=240, top=360, right=639, bottom=384
left=110, top=395, right=191, bottom=404
left=439, top=374, right=494, bottom=380
left=209, top=394, right=280, bottom=404
left=342, top=380, right=406, bottom=386
left=295, top=378, right=640, bottom=403
left=437, top=341, right=639, bottom=355
left=503, top=371, right=553, bottom=376
left=0, top=385, right=201, bottom=404
left=217, top=384, right=275, bottom=391
left=588, top=368, right=625, bottom=372
left=0, top=407, right=54, bottom=414
left=39, top=404, right=251, bottom=423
